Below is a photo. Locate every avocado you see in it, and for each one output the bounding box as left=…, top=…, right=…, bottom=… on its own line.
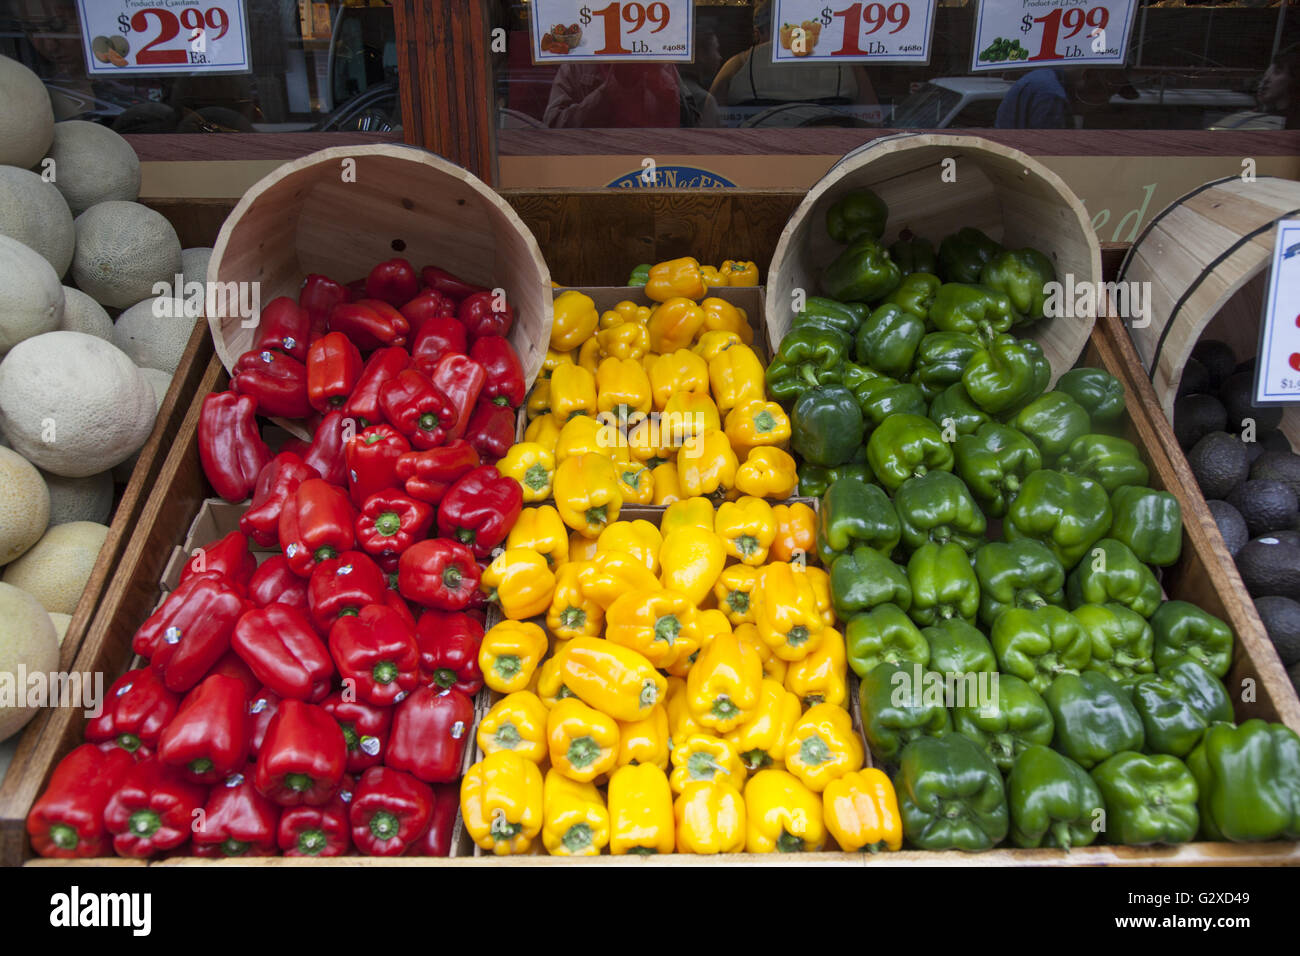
left=1177, top=358, right=1210, bottom=398
left=1207, top=499, right=1250, bottom=556
left=1174, top=394, right=1227, bottom=450
left=1255, top=595, right=1300, bottom=667
left=1235, top=357, right=1257, bottom=377
left=1236, top=536, right=1300, bottom=598
left=1192, top=339, right=1236, bottom=390
left=1250, top=451, right=1300, bottom=501
left=1267, top=529, right=1300, bottom=548
left=1261, top=429, right=1294, bottom=455
left=1226, top=479, right=1299, bottom=537
left=1219, top=371, right=1283, bottom=433
left=1187, top=431, right=1249, bottom=499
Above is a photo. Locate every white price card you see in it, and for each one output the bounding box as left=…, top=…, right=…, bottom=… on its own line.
left=531, top=0, right=694, bottom=62
left=970, top=0, right=1135, bottom=72
left=1254, top=220, right=1300, bottom=405
left=75, top=0, right=251, bottom=75
left=770, top=0, right=936, bottom=64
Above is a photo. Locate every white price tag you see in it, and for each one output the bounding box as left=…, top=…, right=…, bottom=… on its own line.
left=1254, top=220, right=1300, bottom=405
left=770, top=0, right=936, bottom=64
left=531, top=0, right=694, bottom=62
left=76, top=0, right=251, bottom=76
left=970, top=0, right=1135, bottom=72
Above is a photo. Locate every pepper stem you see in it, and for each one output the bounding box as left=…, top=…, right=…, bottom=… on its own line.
left=374, top=511, right=402, bottom=537
left=373, top=660, right=399, bottom=685
left=369, top=810, right=400, bottom=841
left=284, top=773, right=315, bottom=793
left=48, top=824, right=79, bottom=851
left=297, top=829, right=328, bottom=856
left=1050, top=820, right=1074, bottom=851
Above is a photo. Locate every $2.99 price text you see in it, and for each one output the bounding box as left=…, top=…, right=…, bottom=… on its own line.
left=116, top=7, right=232, bottom=65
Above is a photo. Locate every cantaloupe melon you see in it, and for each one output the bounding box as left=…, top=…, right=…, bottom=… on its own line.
left=2, top=520, right=108, bottom=615
left=0, top=165, right=74, bottom=276
left=181, top=246, right=212, bottom=291
left=0, top=582, right=60, bottom=742
left=0, top=56, right=54, bottom=170
left=0, top=447, right=50, bottom=566
left=40, top=469, right=113, bottom=526
left=0, top=331, right=156, bottom=477
left=111, top=367, right=172, bottom=483
left=47, top=612, right=71, bottom=646
left=58, top=287, right=113, bottom=340
left=111, top=296, right=198, bottom=374
left=71, top=201, right=182, bottom=309
left=44, top=120, right=141, bottom=215
left=0, top=235, right=63, bottom=355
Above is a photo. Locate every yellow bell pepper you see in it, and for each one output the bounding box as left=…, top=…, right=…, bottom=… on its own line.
left=616, top=461, right=654, bottom=506
left=675, top=781, right=746, bottom=854
left=726, top=678, right=802, bottom=772
left=692, top=330, right=744, bottom=362
left=549, top=362, right=598, bottom=422
left=580, top=548, right=661, bottom=610
left=607, top=763, right=675, bottom=855
left=578, top=336, right=602, bottom=378
left=737, top=622, right=787, bottom=684
left=555, top=414, right=627, bottom=466
left=461, top=751, right=544, bottom=856
left=715, top=496, right=777, bottom=566
left=699, top=264, right=727, bottom=290
left=481, top=548, right=556, bottom=621
left=650, top=461, right=682, bottom=505
left=770, top=502, right=818, bottom=564
left=783, top=702, right=864, bottom=793
left=506, top=505, right=569, bottom=568
left=659, top=526, right=726, bottom=606
left=553, top=453, right=623, bottom=538
left=597, top=519, right=663, bottom=573
left=662, top=392, right=721, bottom=447
left=707, top=343, right=765, bottom=415
left=547, top=697, right=620, bottom=783
left=713, top=564, right=760, bottom=626
left=535, top=655, right=575, bottom=708
left=648, top=297, right=706, bottom=354
left=784, top=626, right=848, bottom=709
left=744, top=768, right=825, bottom=853
left=568, top=529, right=600, bottom=563
left=596, top=356, right=652, bottom=416
left=523, top=412, right=562, bottom=454
left=497, top=441, right=555, bottom=503
left=525, top=379, right=551, bottom=421
left=644, top=256, right=706, bottom=303
left=801, top=565, right=836, bottom=627
left=554, top=636, right=666, bottom=722
left=734, top=447, right=800, bottom=500
left=648, top=349, right=710, bottom=410
left=721, top=259, right=760, bottom=286
left=542, top=348, right=576, bottom=378
left=597, top=321, right=650, bottom=362
left=694, top=608, right=734, bottom=645
left=700, top=296, right=753, bottom=344
left=616, top=704, right=670, bottom=771
left=546, top=561, right=603, bottom=641
left=754, top=561, right=827, bottom=662
left=604, top=300, right=650, bottom=327
left=665, top=676, right=701, bottom=748
left=686, top=630, right=763, bottom=733
left=606, top=588, right=702, bottom=671
left=725, top=400, right=792, bottom=455
left=661, top=496, right=716, bottom=536
left=542, top=769, right=610, bottom=856
left=479, top=620, right=549, bottom=693
left=824, top=769, right=903, bottom=852
left=551, top=289, right=600, bottom=351
left=478, top=691, right=549, bottom=763
left=677, top=429, right=738, bottom=498
left=669, top=732, right=747, bottom=794
left=626, top=413, right=674, bottom=464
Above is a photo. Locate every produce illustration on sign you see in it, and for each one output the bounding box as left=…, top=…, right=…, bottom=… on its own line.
left=532, top=0, right=694, bottom=62
left=770, top=0, right=936, bottom=63
left=75, top=0, right=251, bottom=75
left=970, top=0, right=1136, bottom=71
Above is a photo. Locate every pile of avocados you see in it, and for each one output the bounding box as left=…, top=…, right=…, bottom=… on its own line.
left=1176, top=339, right=1300, bottom=690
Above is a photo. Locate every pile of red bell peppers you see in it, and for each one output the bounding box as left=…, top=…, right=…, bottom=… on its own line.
left=26, top=259, right=528, bottom=860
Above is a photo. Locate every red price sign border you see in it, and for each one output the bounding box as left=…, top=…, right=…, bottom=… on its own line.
left=76, top=0, right=251, bottom=75
left=529, top=0, right=695, bottom=63
left=769, top=0, right=937, bottom=65
left=968, top=0, right=1136, bottom=72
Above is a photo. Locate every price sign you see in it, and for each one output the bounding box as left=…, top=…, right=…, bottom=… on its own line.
left=770, top=0, right=936, bottom=64
left=970, top=0, right=1135, bottom=72
left=1254, top=221, right=1300, bottom=405
left=75, top=0, right=250, bottom=75
left=531, top=0, right=694, bottom=62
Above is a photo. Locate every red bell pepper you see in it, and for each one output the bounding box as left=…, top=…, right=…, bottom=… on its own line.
left=344, top=346, right=410, bottom=428
left=192, top=770, right=281, bottom=857
left=366, top=258, right=420, bottom=308
left=387, top=684, right=474, bottom=784
left=307, top=332, right=364, bottom=414
left=401, top=290, right=457, bottom=338
left=356, top=491, right=433, bottom=560
left=330, top=299, right=411, bottom=351
left=85, top=668, right=180, bottom=759
left=103, top=757, right=209, bottom=858
left=232, top=604, right=335, bottom=702
left=465, top=399, right=516, bottom=462
left=322, top=691, right=392, bottom=773
left=303, top=410, right=354, bottom=487
left=416, top=610, right=485, bottom=695
left=383, top=587, right=418, bottom=631
left=252, top=295, right=312, bottom=363
left=345, top=424, right=410, bottom=507
left=300, top=274, right=351, bottom=340
left=278, top=478, right=357, bottom=577
left=180, top=529, right=257, bottom=596
left=308, top=551, right=389, bottom=634
left=241, top=453, right=318, bottom=548
left=157, top=674, right=250, bottom=784
left=421, top=264, right=487, bottom=302
left=254, top=699, right=347, bottom=806
left=471, top=335, right=526, bottom=408
left=458, top=289, right=515, bottom=340
left=437, top=465, right=522, bottom=559
left=380, top=368, right=457, bottom=450
left=406, top=783, right=460, bottom=857
left=199, top=390, right=273, bottom=502
left=247, top=686, right=281, bottom=754
left=133, top=571, right=248, bottom=693
left=394, top=439, right=480, bottom=506
left=232, top=348, right=313, bottom=419
left=327, top=603, right=420, bottom=707
left=398, top=538, right=482, bottom=610
left=279, top=436, right=312, bottom=459
left=207, top=649, right=262, bottom=699
left=424, top=351, right=485, bottom=441
left=27, top=744, right=135, bottom=858
left=248, top=555, right=310, bottom=611
left=277, top=776, right=353, bottom=856
left=411, top=314, right=468, bottom=372
left=350, top=766, right=433, bottom=856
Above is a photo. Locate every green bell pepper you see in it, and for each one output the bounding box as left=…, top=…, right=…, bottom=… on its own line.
left=1074, top=602, right=1156, bottom=683
left=1004, top=469, right=1113, bottom=571
left=924, top=618, right=997, bottom=676
left=978, top=247, right=1057, bottom=325
left=1055, top=367, right=1125, bottom=426
left=937, top=227, right=1003, bottom=285
left=1090, top=751, right=1199, bottom=845
left=797, top=455, right=873, bottom=498
left=929, top=283, right=1015, bottom=340
left=1149, top=600, right=1234, bottom=678
left=821, top=236, right=902, bottom=303
left=627, top=263, right=650, bottom=287
left=954, top=423, right=1042, bottom=519
left=1130, top=660, right=1233, bottom=757
left=844, top=367, right=928, bottom=427
left=830, top=546, right=911, bottom=619
left=1007, top=745, right=1105, bottom=849
left=992, top=605, right=1091, bottom=693
left=791, top=296, right=864, bottom=339
left=1056, top=434, right=1150, bottom=493
left=953, top=673, right=1055, bottom=772
left=1109, top=486, right=1183, bottom=568
left=846, top=603, right=931, bottom=679
left=854, top=303, right=925, bottom=377
left=895, top=733, right=1009, bottom=851
left=928, top=384, right=992, bottom=440
left=906, top=541, right=980, bottom=626
left=817, top=477, right=901, bottom=564
left=1065, top=538, right=1162, bottom=619
left=826, top=187, right=888, bottom=244
left=866, top=413, right=954, bottom=493
left=910, top=331, right=982, bottom=401
left=859, top=661, right=951, bottom=764
left=890, top=236, right=939, bottom=276
left=1044, top=671, right=1144, bottom=769
left=1187, top=720, right=1300, bottom=842
left=1009, top=391, right=1091, bottom=462
left=882, top=272, right=942, bottom=324
left=765, top=327, right=853, bottom=404
left=895, top=471, right=987, bottom=555
left=973, top=538, right=1065, bottom=628
left=962, top=333, right=1047, bottom=416
left=790, top=384, right=865, bottom=468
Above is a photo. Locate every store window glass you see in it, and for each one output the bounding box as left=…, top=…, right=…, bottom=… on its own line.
left=0, top=0, right=401, bottom=133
